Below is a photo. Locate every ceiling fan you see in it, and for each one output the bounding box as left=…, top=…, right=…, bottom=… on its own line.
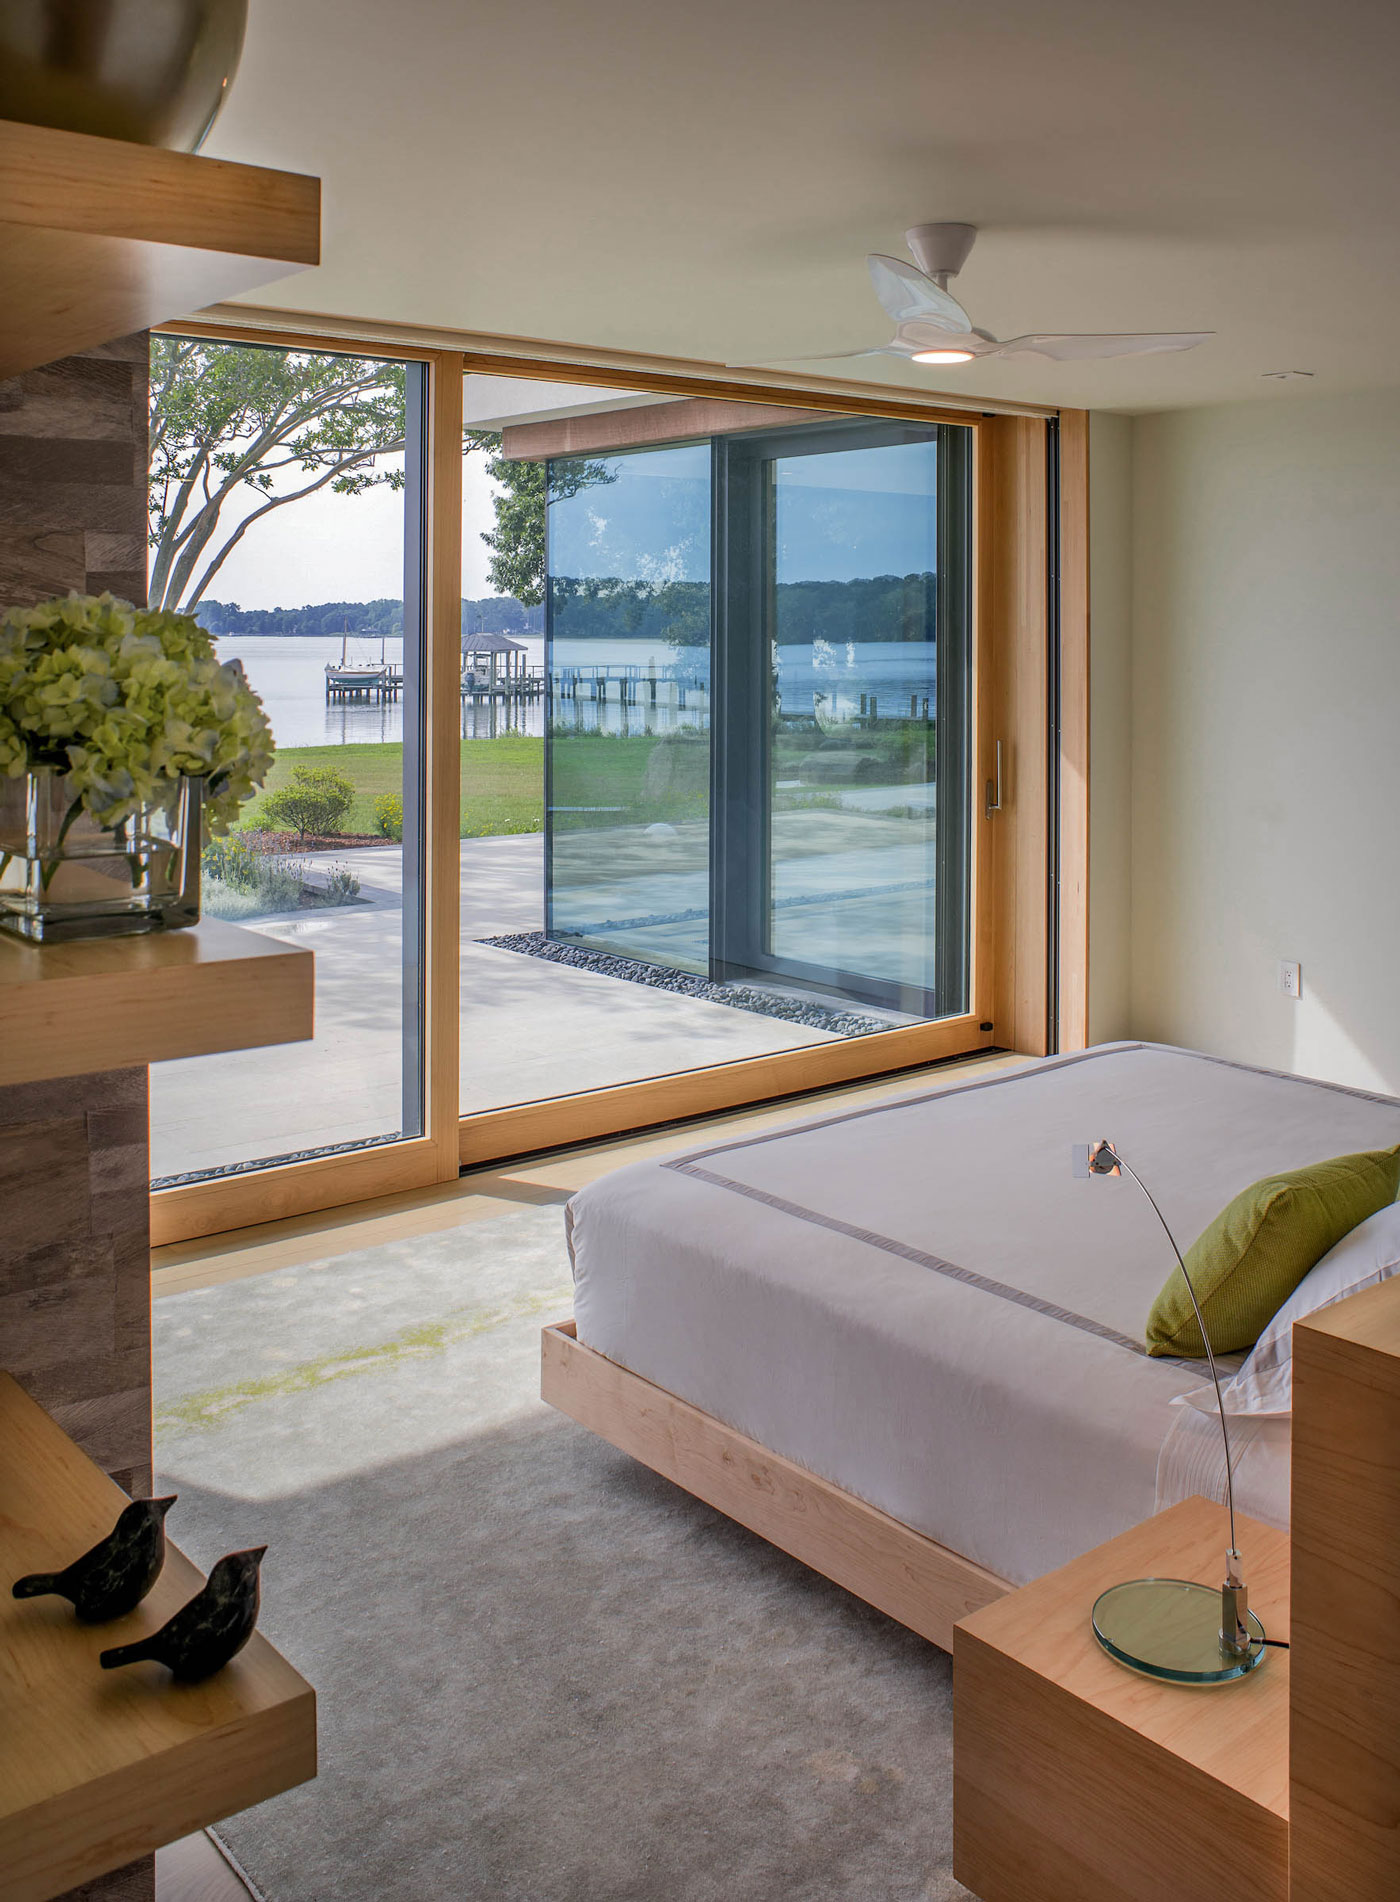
left=737, top=224, right=1212, bottom=368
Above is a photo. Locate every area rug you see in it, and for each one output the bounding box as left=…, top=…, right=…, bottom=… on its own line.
left=154, top=1206, right=969, bottom=1902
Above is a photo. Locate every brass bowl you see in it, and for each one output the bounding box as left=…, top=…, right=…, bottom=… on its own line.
left=0, top=0, right=248, bottom=151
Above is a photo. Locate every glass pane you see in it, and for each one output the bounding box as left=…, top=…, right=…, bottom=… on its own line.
left=545, top=442, right=712, bottom=970
left=148, top=342, right=427, bottom=1183
left=768, top=437, right=951, bottom=1014
left=458, top=378, right=974, bottom=1121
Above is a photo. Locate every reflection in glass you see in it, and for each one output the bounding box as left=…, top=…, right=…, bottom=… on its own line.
left=540, top=418, right=972, bottom=1028
left=545, top=442, right=712, bottom=971
left=765, top=434, right=955, bottom=1015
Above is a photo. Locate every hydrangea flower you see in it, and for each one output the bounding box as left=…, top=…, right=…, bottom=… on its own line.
left=0, top=593, right=274, bottom=833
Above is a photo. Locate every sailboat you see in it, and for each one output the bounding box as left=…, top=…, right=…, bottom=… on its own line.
left=325, top=619, right=387, bottom=696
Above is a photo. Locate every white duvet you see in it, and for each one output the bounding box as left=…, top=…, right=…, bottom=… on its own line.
left=567, top=1043, right=1400, bottom=1586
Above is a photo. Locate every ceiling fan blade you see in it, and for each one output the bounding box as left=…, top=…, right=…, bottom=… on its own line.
left=724, top=345, right=906, bottom=368
left=867, top=255, right=972, bottom=332
left=992, top=331, right=1213, bottom=362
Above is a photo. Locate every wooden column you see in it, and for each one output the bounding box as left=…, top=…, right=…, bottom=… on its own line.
left=1289, top=1278, right=1400, bottom=1899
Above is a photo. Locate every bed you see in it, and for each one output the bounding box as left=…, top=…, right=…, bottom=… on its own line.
left=543, top=1043, right=1400, bottom=1643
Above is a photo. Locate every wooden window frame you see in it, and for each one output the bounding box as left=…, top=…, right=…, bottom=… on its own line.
left=151, top=315, right=1089, bottom=1242
left=150, top=331, right=464, bottom=1245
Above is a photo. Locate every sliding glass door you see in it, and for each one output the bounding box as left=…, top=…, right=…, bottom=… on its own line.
left=541, top=414, right=974, bottom=1039
left=714, top=419, right=972, bottom=1020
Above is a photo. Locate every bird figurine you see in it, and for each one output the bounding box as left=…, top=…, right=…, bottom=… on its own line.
left=12, top=1496, right=177, bottom=1623
left=99, top=1546, right=267, bottom=1683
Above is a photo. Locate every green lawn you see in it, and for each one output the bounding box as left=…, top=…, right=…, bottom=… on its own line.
left=240, top=733, right=717, bottom=840
left=239, top=726, right=926, bottom=841
left=240, top=738, right=546, bottom=838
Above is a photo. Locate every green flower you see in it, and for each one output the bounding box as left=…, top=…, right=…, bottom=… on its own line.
left=0, top=593, right=274, bottom=832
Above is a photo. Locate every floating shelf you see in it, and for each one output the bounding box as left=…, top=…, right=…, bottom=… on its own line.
left=0, top=117, right=320, bottom=379
left=0, top=917, right=314, bottom=1086
left=0, top=1372, right=316, bottom=1902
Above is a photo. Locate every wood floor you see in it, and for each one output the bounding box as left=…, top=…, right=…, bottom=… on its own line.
left=156, top=1834, right=255, bottom=1902
left=152, top=1049, right=1025, bottom=1295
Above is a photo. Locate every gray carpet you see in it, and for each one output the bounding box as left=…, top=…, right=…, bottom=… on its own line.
left=154, top=1207, right=968, bottom=1902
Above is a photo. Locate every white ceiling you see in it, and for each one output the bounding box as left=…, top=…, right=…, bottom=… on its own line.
left=206, top=0, right=1400, bottom=413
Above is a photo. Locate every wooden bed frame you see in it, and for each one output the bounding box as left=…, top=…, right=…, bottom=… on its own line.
left=541, top=1319, right=1009, bottom=1649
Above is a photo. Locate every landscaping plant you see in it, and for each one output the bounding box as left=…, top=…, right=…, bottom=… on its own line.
left=258, top=763, right=356, bottom=840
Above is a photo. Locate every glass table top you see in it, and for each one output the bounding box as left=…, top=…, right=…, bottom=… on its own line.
left=1091, top=1578, right=1267, bottom=1685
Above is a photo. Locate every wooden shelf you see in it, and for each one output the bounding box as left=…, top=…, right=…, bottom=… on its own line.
left=0, top=1372, right=315, bottom=1902
left=0, top=118, right=319, bottom=379
left=0, top=918, right=314, bottom=1086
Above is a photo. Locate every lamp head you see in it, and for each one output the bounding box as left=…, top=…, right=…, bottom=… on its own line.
left=1072, top=1139, right=1122, bottom=1178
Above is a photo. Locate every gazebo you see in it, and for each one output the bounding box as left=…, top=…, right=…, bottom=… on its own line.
left=462, top=630, right=528, bottom=693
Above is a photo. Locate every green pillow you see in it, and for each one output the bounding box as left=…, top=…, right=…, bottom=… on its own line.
left=1145, top=1145, right=1400, bottom=1358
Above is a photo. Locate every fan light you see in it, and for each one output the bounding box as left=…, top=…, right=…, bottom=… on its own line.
left=911, top=348, right=976, bottom=365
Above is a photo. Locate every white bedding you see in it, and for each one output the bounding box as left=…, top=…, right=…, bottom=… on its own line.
left=566, top=1043, right=1400, bottom=1586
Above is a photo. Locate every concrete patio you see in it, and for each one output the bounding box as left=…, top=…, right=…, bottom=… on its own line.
left=149, top=835, right=838, bottom=1179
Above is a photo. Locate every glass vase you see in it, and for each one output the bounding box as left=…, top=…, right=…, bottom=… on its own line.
left=0, top=772, right=203, bottom=943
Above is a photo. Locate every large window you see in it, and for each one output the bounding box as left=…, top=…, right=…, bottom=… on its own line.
left=541, top=416, right=972, bottom=1030
left=148, top=342, right=430, bottom=1186
left=149, top=338, right=1072, bottom=1247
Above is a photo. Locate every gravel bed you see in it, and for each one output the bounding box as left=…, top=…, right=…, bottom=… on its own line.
left=478, top=932, right=894, bottom=1038
left=152, top=1130, right=401, bottom=1192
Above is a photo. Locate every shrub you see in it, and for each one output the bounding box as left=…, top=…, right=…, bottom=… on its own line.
left=201, top=835, right=304, bottom=916
left=258, top=764, right=355, bottom=839
left=373, top=791, right=404, bottom=841
left=320, top=862, right=361, bottom=905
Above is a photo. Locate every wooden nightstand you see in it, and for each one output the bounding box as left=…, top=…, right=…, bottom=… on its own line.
left=953, top=1496, right=1289, bottom=1902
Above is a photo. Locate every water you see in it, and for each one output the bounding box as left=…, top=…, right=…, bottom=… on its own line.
left=216, top=635, right=939, bottom=752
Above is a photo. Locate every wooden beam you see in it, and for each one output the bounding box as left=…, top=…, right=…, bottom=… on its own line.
left=1057, top=410, right=1090, bottom=1052
left=984, top=415, right=1051, bottom=1055
left=499, top=397, right=838, bottom=461
left=460, top=1014, right=993, bottom=1169
left=166, top=304, right=1060, bottom=422
left=423, top=352, right=465, bottom=1186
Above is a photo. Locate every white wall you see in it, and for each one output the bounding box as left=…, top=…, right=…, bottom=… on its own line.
left=1123, top=390, right=1400, bottom=1092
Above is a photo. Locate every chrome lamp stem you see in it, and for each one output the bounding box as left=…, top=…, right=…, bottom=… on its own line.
left=1087, top=1140, right=1252, bottom=1659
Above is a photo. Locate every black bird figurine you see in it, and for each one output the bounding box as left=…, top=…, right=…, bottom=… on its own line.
left=99, top=1547, right=267, bottom=1683
left=12, top=1496, right=177, bottom=1623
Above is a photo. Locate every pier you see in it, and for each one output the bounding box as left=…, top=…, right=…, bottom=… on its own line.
left=325, top=664, right=402, bottom=703
left=461, top=631, right=543, bottom=702
left=551, top=663, right=709, bottom=712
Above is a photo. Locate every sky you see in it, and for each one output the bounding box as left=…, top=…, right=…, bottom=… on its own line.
left=178, top=431, right=941, bottom=610
left=182, top=446, right=502, bottom=609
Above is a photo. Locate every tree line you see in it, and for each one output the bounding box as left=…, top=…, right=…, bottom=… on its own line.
left=196, top=597, right=545, bottom=639
left=551, top=572, right=938, bottom=646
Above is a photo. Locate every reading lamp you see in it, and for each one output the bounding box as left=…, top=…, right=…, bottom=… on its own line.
left=1075, top=1137, right=1269, bottom=1685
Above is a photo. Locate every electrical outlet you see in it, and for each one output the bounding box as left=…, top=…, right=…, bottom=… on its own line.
left=1279, top=960, right=1302, bottom=1000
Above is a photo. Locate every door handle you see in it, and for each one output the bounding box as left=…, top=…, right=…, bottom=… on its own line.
left=985, top=740, right=1003, bottom=818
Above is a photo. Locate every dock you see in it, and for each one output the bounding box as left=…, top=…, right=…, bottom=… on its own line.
left=325, top=664, right=402, bottom=703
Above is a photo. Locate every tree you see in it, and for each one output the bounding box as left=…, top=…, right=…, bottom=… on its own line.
left=480, top=452, right=615, bottom=608
left=149, top=337, right=612, bottom=616
left=258, top=765, right=356, bottom=840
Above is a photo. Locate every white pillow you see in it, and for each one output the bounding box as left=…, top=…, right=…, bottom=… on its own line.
left=1219, top=1198, right=1400, bottom=1417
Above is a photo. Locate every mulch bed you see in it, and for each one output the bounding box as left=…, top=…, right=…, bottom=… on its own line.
left=236, top=829, right=395, bottom=854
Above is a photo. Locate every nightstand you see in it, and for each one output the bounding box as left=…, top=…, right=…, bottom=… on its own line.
left=953, top=1496, right=1289, bottom=1902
